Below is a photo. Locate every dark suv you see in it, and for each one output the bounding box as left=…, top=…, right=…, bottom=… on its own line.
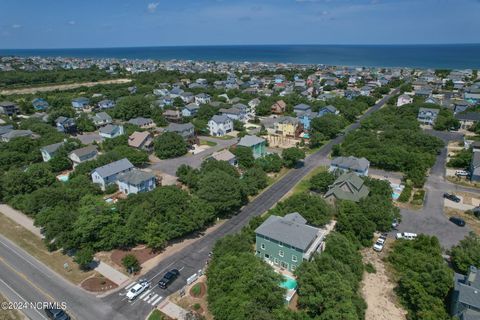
left=158, top=269, right=180, bottom=289
left=443, top=193, right=461, bottom=203
left=45, top=308, right=70, bottom=320
left=449, top=216, right=466, bottom=227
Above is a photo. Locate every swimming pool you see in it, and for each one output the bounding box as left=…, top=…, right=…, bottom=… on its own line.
left=57, top=174, right=69, bottom=182
left=279, top=275, right=298, bottom=290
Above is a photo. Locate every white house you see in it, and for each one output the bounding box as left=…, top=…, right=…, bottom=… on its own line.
left=116, top=170, right=156, bottom=195
left=397, top=94, right=413, bottom=107
left=195, top=93, right=211, bottom=105
left=91, top=158, right=134, bottom=191
left=99, top=124, right=124, bottom=139
left=208, top=115, right=233, bottom=137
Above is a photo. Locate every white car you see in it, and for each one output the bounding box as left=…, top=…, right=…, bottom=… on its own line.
left=126, top=281, right=150, bottom=300
left=455, top=170, right=470, bottom=177
left=373, top=239, right=385, bottom=252
left=396, top=232, right=417, bottom=240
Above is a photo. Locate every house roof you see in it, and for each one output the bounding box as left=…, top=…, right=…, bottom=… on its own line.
left=210, top=115, right=231, bottom=124
left=92, top=112, right=112, bottom=122
left=40, top=141, right=64, bottom=154
left=473, top=151, right=480, bottom=169
left=294, top=103, right=312, bottom=111
left=0, top=101, right=16, bottom=107
left=117, top=170, right=155, bottom=185
left=2, top=130, right=32, bottom=140
left=0, top=125, right=14, bottom=136
left=184, top=103, right=200, bottom=111
left=210, top=149, right=236, bottom=162
left=128, top=131, right=152, bottom=148
left=331, top=156, right=370, bottom=172
left=419, top=107, right=440, bottom=115
left=324, top=172, right=370, bottom=202
left=99, top=124, right=121, bottom=135
left=220, top=107, right=242, bottom=115
left=128, top=117, right=153, bottom=126
left=93, top=158, right=133, bottom=178
left=255, top=213, right=321, bottom=251
left=456, top=112, right=480, bottom=122
left=454, top=267, right=480, bottom=311
left=238, top=135, right=265, bottom=147
left=166, top=122, right=194, bottom=133
left=70, top=145, right=98, bottom=159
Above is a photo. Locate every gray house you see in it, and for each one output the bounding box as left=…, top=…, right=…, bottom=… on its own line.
left=91, top=112, right=112, bottom=127
left=116, top=170, right=156, bottom=195
left=91, top=158, right=134, bottom=191
left=255, top=212, right=326, bottom=272
left=451, top=266, right=480, bottom=319
left=330, top=156, right=370, bottom=176
left=417, top=107, right=440, bottom=125
left=40, top=141, right=65, bottom=162
left=69, top=145, right=98, bottom=167
left=324, top=172, right=370, bottom=203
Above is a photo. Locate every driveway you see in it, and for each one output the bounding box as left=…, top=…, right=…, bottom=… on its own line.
left=150, top=136, right=238, bottom=176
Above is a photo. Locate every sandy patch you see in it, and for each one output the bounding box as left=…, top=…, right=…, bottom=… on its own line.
left=361, top=246, right=407, bottom=320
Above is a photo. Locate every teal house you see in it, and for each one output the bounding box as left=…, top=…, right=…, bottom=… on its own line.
left=238, top=135, right=266, bottom=159
left=255, top=213, right=326, bottom=272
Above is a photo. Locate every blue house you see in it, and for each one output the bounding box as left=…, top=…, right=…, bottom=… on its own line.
left=55, top=116, right=77, bottom=134
left=297, top=112, right=318, bottom=131
left=71, top=97, right=90, bottom=109
left=293, top=104, right=312, bottom=115
left=98, top=99, right=115, bottom=109
left=32, top=98, right=49, bottom=111
left=182, top=103, right=200, bottom=117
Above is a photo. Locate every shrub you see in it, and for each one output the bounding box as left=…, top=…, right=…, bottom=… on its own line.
left=122, top=254, right=140, bottom=273
left=365, top=263, right=376, bottom=274
left=397, top=185, right=412, bottom=203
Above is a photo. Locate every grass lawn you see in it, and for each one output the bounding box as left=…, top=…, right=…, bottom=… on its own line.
left=199, top=140, right=217, bottom=147
left=0, top=294, right=24, bottom=320
left=446, top=176, right=480, bottom=189
left=444, top=207, right=480, bottom=235
left=212, top=135, right=235, bottom=140
left=290, top=166, right=328, bottom=196
left=0, top=212, right=95, bottom=285
left=148, top=309, right=166, bottom=320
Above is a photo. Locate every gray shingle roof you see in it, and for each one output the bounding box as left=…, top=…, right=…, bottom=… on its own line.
left=166, top=122, right=194, bottom=133
left=99, top=124, right=121, bottom=135
left=456, top=112, right=480, bottom=122
left=211, top=115, right=231, bottom=124
left=128, top=117, right=153, bottom=126
left=93, top=158, right=133, bottom=178
left=255, top=213, right=320, bottom=251
left=117, top=170, right=155, bottom=185
left=294, top=103, right=311, bottom=111
left=331, top=156, right=370, bottom=172
left=41, top=141, right=64, bottom=154
left=70, top=145, right=98, bottom=159
left=238, top=135, right=265, bottom=147
left=324, top=172, right=370, bottom=202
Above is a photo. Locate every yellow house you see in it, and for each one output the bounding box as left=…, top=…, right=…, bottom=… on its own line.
left=274, top=116, right=300, bottom=138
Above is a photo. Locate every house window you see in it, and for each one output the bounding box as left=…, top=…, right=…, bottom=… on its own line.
left=279, top=250, right=284, bottom=257
left=264, top=254, right=270, bottom=259
left=261, top=243, right=266, bottom=250
left=291, top=265, right=297, bottom=271
left=292, top=255, right=298, bottom=262
left=274, top=258, right=279, bottom=264
left=278, top=242, right=283, bottom=247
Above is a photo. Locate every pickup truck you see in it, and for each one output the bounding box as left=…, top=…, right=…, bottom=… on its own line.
left=126, top=280, right=150, bottom=300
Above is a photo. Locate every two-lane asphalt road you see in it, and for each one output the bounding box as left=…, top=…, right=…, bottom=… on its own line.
left=102, top=89, right=400, bottom=319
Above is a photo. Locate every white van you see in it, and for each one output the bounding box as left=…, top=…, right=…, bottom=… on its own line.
left=396, top=232, right=417, bottom=240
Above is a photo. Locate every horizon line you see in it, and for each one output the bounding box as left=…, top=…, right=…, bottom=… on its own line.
left=1, top=42, right=480, bottom=51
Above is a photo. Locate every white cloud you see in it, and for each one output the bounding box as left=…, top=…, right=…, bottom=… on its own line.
left=68, top=20, right=76, bottom=25
left=147, top=2, right=160, bottom=13
left=11, top=24, right=22, bottom=29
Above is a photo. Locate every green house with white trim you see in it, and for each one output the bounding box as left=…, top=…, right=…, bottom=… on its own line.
left=238, top=135, right=266, bottom=159
left=255, top=213, right=326, bottom=272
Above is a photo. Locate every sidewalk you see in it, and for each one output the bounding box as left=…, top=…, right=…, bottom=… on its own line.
left=0, top=204, right=42, bottom=238
left=95, top=261, right=129, bottom=286
left=158, top=299, right=189, bottom=320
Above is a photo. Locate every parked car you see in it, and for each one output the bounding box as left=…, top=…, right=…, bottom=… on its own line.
left=449, top=216, right=466, bottom=227
left=158, top=269, right=180, bottom=289
left=455, top=170, right=470, bottom=177
left=396, top=232, right=417, bottom=240
left=392, top=218, right=400, bottom=229
left=126, top=280, right=150, bottom=300
left=373, top=233, right=388, bottom=252
left=45, top=308, right=70, bottom=320
left=443, top=193, right=461, bottom=203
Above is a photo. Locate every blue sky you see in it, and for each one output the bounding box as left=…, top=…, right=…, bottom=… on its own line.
left=0, top=0, right=479, bottom=48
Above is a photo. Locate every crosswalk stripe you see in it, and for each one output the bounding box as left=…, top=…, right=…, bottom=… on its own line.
left=152, top=296, right=163, bottom=305
left=147, top=294, right=159, bottom=304
left=139, top=289, right=152, bottom=300
left=125, top=282, right=136, bottom=290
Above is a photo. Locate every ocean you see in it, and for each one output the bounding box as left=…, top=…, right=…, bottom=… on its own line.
left=1, top=44, right=479, bottom=69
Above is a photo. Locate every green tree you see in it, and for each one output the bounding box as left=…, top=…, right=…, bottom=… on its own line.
left=122, top=254, right=141, bottom=273
left=74, top=247, right=94, bottom=270
left=234, top=146, right=255, bottom=169
left=255, top=153, right=283, bottom=173
left=309, top=171, right=335, bottom=193
left=242, top=167, right=268, bottom=196
left=282, top=147, right=305, bottom=168
left=111, top=95, right=153, bottom=120
left=154, top=132, right=188, bottom=159
left=451, top=233, right=480, bottom=274
left=196, top=170, right=245, bottom=216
